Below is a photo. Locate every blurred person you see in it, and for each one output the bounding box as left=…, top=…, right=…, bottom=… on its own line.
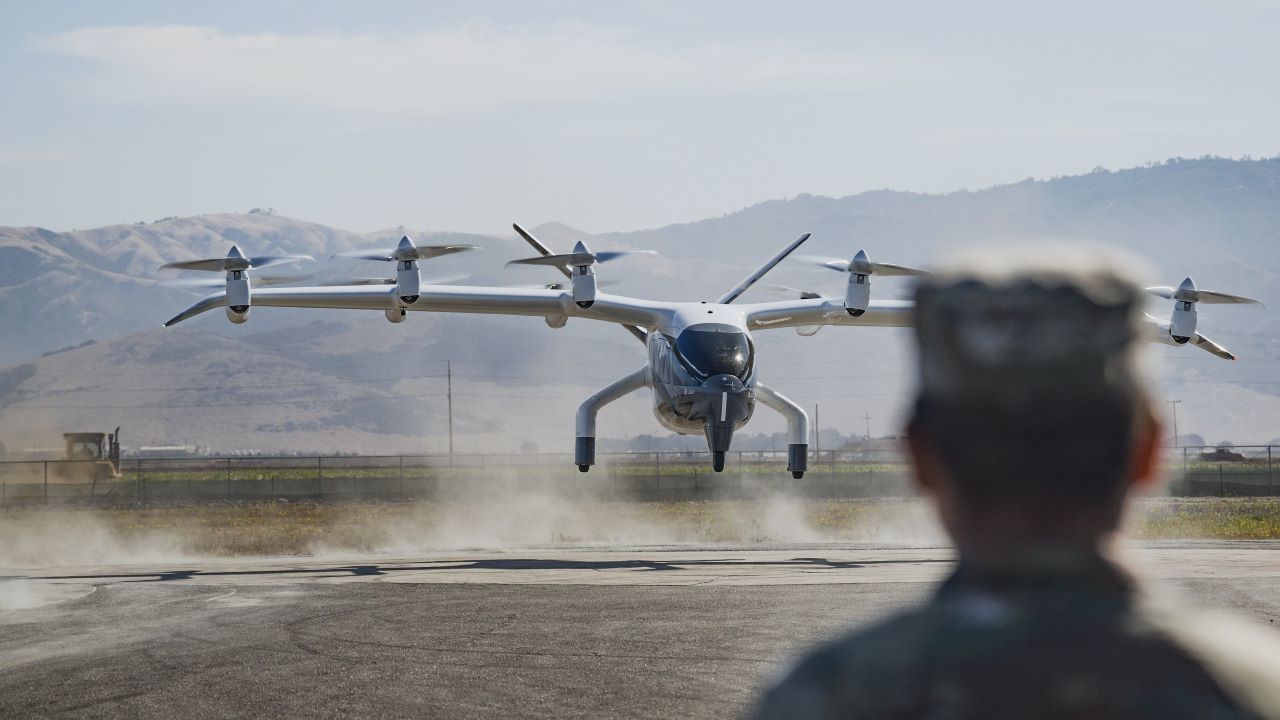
left=752, top=254, right=1280, bottom=719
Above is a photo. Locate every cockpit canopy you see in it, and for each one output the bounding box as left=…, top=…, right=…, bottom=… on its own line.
left=672, top=323, right=753, bottom=381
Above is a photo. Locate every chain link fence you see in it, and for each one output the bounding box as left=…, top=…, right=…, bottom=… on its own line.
left=0, top=445, right=1273, bottom=506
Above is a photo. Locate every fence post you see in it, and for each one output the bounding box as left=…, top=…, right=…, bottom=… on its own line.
left=44, top=461, right=48, bottom=505
left=1219, top=464, right=1225, bottom=497
left=1269, top=446, right=1273, bottom=497
left=399, top=455, right=405, bottom=500
left=226, top=458, right=232, bottom=500
left=317, top=456, right=323, bottom=500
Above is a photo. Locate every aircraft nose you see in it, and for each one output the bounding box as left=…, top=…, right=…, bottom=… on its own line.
left=704, top=374, right=746, bottom=392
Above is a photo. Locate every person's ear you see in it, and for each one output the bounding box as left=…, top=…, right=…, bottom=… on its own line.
left=1127, top=411, right=1163, bottom=491
left=906, top=417, right=938, bottom=493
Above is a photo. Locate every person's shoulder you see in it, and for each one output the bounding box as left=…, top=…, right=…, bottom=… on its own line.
left=753, top=607, right=937, bottom=720
left=1143, top=604, right=1280, bottom=719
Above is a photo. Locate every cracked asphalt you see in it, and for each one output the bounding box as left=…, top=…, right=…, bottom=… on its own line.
left=3, top=543, right=1280, bottom=718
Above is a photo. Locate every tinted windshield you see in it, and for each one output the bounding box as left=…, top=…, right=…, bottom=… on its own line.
left=673, top=324, right=752, bottom=380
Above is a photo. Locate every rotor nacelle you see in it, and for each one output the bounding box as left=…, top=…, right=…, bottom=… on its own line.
left=225, top=268, right=251, bottom=323
left=506, top=238, right=657, bottom=310
left=158, top=244, right=314, bottom=326
left=1169, top=277, right=1198, bottom=342
left=569, top=242, right=598, bottom=308
left=844, top=250, right=873, bottom=316
left=390, top=236, right=421, bottom=305
left=1146, top=276, right=1262, bottom=345
left=332, top=235, right=479, bottom=312
left=797, top=249, right=927, bottom=317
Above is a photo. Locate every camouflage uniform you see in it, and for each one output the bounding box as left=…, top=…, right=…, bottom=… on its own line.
left=754, top=547, right=1280, bottom=719
left=754, top=258, right=1280, bottom=719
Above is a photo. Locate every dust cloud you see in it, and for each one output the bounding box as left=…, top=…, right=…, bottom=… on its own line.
left=316, top=472, right=946, bottom=555
left=0, top=509, right=193, bottom=569
left=0, top=492, right=945, bottom=571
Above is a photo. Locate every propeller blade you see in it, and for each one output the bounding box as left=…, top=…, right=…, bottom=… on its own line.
left=795, top=255, right=851, bottom=273
left=871, top=262, right=929, bottom=277
left=160, top=277, right=224, bottom=290
left=159, top=258, right=236, bottom=272
left=512, top=221, right=648, bottom=346
left=333, top=249, right=394, bottom=262
left=595, top=250, right=658, bottom=263
left=758, top=283, right=823, bottom=300
left=508, top=249, right=654, bottom=268
left=335, top=244, right=477, bottom=262
left=794, top=255, right=927, bottom=276
left=1146, top=285, right=1262, bottom=305
left=1196, top=289, right=1263, bottom=305
left=506, top=253, right=581, bottom=267
left=315, top=272, right=470, bottom=287
left=410, top=245, right=478, bottom=261
left=716, top=233, right=812, bottom=305
left=511, top=224, right=568, bottom=276
left=1192, top=332, right=1237, bottom=361
left=506, top=253, right=594, bottom=268
left=247, top=255, right=314, bottom=269
left=159, top=253, right=313, bottom=272
left=162, top=273, right=312, bottom=289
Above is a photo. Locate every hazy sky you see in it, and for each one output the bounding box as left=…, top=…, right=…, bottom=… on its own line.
left=2, top=0, right=1278, bottom=234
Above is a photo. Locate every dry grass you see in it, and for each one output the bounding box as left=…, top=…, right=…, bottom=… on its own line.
left=1, top=497, right=1278, bottom=562
left=1132, top=498, right=1280, bottom=540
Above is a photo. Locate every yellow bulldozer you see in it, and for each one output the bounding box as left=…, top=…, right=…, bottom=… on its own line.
left=55, top=427, right=122, bottom=483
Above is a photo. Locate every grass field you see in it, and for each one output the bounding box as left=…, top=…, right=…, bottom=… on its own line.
left=2, top=497, right=1279, bottom=564
left=1134, top=498, right=1280, bottom=540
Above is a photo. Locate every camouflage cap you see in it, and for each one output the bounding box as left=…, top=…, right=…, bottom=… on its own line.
left=913, top=252, right=1148, bottom=412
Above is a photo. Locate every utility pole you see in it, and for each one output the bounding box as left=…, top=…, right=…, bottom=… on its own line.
left=864, top=413, right=872, bottom=443
left=447, top=360, right=454, bottom=461
left=1168, top=399, right=1182, bottom=447
left=814, top=404, right=821, bottom=458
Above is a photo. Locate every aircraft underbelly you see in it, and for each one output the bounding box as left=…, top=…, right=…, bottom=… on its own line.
left=651, top=381, right=755, bottom=435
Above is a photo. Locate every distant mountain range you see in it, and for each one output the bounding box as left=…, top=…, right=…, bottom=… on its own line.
left=1, top=157, right=1278, bottom=452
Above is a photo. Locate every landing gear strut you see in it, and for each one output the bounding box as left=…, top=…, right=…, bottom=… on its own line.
left=575, top=368, right=650, bottom=473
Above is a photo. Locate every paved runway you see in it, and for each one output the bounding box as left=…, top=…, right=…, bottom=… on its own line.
left=4, top=542, right=1280, bottom=718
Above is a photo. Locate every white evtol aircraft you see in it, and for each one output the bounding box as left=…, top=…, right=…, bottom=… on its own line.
left=161, top=225, right=1260, bottom=477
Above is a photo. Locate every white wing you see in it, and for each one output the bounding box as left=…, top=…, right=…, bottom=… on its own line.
left=744, top=300, right=1239, bottom=360
left=164, top=284, right=673, bottom=330
left=744, top=298, right=915, bottom=331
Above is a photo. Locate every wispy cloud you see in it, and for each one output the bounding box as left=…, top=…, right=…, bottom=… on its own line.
left=34, top=23, right=940, bottom=115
